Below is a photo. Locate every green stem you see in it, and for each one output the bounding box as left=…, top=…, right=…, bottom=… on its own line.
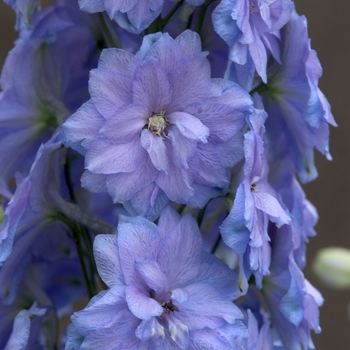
left=98, top=13, right=120, bottom=48
left=197, top=202, right=209, bottom=228
left=63, top=153, right=97, bottom=296
left=195, top=0, right=216, bottom=34
left=64, top=152, right=76, bottom=203
left=160, top=0, right=184, bottom=29
left=57, top=213, right=95, bottom=298
left=210, top=233, right=221, bottom=254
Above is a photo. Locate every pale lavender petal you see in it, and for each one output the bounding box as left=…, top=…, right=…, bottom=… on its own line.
left=126, top=285, right=163, bottom=319
left=105, top=156, right=158, bottom=203
left=168, top=111, right=209, bottom=143
left=167, top=313, right=189, bottom=348
left=177, top=283, right=242, bottom=329
left=135, top=258, right=169, bottom=297
left=93, top=234, right=124, bottom=287
left=99, top=103, right=148, bottom=143
left=86, top=138, right=145, bottom=174
left=89, top=68, right=133, bottom=117
left=140, top=129, right=169, bottom=173
left=157, top=213, right=202, bottom=288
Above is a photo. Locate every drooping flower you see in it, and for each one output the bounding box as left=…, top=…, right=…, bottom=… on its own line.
left=250, top=11, right=336, bottom=183
left=0, top=133, right=112, bottom=304
left=1, top=256, right=85, bottom=349
left=0, top=2, right=99, bottom=193
left=63, top=30, right=253, bottom=218
left=212, top=0, right=294, bottom=90
left=269, top=157, right=318, bottom=269
left=79, top=0, right=163, bottom=34
left=66, top=206, right=247, bottom=349
left=220, top=105, right=290, bottom=290
left=78, top=0, right=207, bottom=34
left=262, top=224, right=323, bottom=349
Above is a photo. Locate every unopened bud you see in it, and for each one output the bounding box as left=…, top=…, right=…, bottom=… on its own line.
left=313, top=247, right=350, bottom=288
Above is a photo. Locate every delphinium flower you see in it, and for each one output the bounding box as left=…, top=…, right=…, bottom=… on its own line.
left=262, top=224, right=324, bottom=349
left=269, top=157, right=318, bottom=269
left=1, top=256, right=85, bottom=349
left=161, top=2, right=230, bottom=79
left=0, top=1, right=99, bottom=194
left=220, top=104, right=290, bottom=291
left=66, top=206, right=247, bottom=349
left=0, top=0, right=335, bottom=348
left=0, top=134, right=112, bottom=305
left=249, top=10, right=336, bottom=183
left=78, top=0, right=208, bottom=34
left=238, top=288, right=273, bottom=348
left=3, top=302, right=47, bottom=350
left=212, top=0, right=294, bottom=90
left=63, top=30, right=253, bottom=218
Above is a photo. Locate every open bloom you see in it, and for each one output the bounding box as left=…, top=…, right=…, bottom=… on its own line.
left=66, top=206, right=247, bottom=349
left=63, top=30, right=253, bottom=218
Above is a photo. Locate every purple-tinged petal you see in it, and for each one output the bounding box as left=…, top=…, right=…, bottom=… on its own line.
left=132, top=60, right=172, bottom=113
left=167, top=313, right=189, bottom=348
left=117, top=216, right=159, bottom=285
left=135, top=317, right=164, bottom=341
left=79, top=0, right=105, bottom=13
left=126, top=285, right=163, bottom=319
left=93, top=234, right=124, bottom=287
left=176, top=283, right=242, bottom=330
left=62, top=100, right=105, bottom=153
left=157, top=213, right=202, bottom=288
left=140, top=130, right=169, bottom=173
left=171, top=288, right=190, bottom=304
left=168, top=112, right=209, bottom=143
left=99, top=103, right=148, bottom=143
left=81, top=171, right=108, bottom=193
left=135, top=258, right=169, bottom=297
left=156, top=160, right=195, bottom=203
left=105, top=156, right=158, bottom=203
left=86, top=138, right=145, bottom=174
left=157, top=205, right=181, bottom=235
left=89, top=68, right=133, bottom=117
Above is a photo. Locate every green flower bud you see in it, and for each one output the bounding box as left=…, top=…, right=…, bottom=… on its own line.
left=313, top=247, right=350, bottom=288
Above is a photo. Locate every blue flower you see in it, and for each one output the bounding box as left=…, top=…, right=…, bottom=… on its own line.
left=220, top=104, right=290, bottom=290
left=66, top=206, right=247, bottom=349
left=250, top=11, right=336, bottom=182
left=0, top=133, right=112, bottom=304
left=263, top=225, right=323, bottom=349
left=0, top=3, right=98, bottom=192
left=213, top=0, right=294, bottom=90
left=63, top=30, right=253, bottom=218
left=79, top=0, right=164, bottom=34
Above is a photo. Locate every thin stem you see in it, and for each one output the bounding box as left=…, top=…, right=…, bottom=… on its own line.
left=57, top=213, right=95, bottom=298
left=160, top=0, right=184, bottom=29
left=210, top=232, right=222, bottom=254
left=177, top=204, right=187, bottom=215
left=64, top=152, right=76, bottom=203
left=197, top=202, right=209, bottom=228
left=98, top=13, right=119, bottom=48
left=63, top=152, right=97, bottom=296
left=195, top=0, right=216, bottom=34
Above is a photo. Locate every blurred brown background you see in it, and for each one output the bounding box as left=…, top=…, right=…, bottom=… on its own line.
left=0, top=0, right=349, bottom=348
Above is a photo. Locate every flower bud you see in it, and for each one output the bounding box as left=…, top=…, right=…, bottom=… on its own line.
left=313, top=247, right=350, bottom=288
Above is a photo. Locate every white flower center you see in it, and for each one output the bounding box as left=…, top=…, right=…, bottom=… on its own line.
left=147, top=110, right=170, bottom=137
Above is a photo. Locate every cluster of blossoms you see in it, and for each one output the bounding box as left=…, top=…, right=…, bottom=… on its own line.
left=0, top=0, right=334, bottom=349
